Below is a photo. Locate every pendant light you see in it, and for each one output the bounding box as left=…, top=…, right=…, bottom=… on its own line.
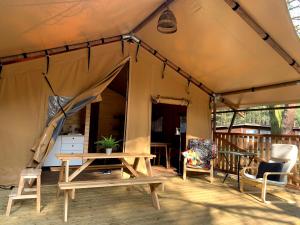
left=157, top=8, right=177, bottom=34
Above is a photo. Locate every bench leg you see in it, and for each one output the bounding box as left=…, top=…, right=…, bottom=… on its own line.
left=145, top=158, right=161, bottom=210
left=183, top=158, right=187, bottom=180
left=36, top=176, right=41, bottom=213
left=150, top=184, right=160, bottom=210
left=6, top=197, right=13, bottom=216
left=71, top=189, right=75, bottom=200
left=57, top=161, right=65, bottom=198
left=64, top=190, right=69, bottom=222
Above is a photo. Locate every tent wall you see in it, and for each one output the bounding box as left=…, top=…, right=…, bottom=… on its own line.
left=0, top=43, right=126, bottom=185
left=125, top=45, right=211, bottom=171
left=0, top=41, right=211, bottom=185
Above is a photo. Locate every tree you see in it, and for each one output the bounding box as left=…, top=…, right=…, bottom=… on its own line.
left=268, top=104, right=296, bottom=135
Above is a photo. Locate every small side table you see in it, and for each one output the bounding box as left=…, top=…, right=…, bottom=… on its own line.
left=219, top=151, right=256, bottom=189
left=150, top=142, right=171, bottom=169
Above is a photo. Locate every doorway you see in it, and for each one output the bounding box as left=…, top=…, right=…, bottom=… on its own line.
left=151, top=103, right=187, bottom=172
left=88, top=62, right=129, bottom=164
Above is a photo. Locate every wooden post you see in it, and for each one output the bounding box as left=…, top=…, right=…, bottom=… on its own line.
left=212, top=97, right=217, bottom=141
left=83, top=104, right=91, bottom=155
left=228, top=111, right=237, bottom=133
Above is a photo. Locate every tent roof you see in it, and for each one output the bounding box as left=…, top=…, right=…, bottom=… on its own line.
left=1, top=0, right=300, bottom=107
left=0, top=0, right=163, bottom=56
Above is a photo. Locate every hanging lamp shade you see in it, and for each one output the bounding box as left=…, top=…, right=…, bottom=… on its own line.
left=157, top=9, right=177, bottom=34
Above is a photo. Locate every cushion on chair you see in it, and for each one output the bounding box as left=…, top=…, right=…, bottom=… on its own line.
left=183, top=139, right=216, bottom=168
left=256, top=162, right=284, bottom=181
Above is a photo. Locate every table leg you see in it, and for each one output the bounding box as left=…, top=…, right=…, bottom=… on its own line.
left=121, top=158, right=139, bottom=177
left=57, top=161, right=66, bottom=198
left=157, top=148, right=161, bottom=166
left=222, top=154, right=230, bottom=183
left=237, top=156, right=241, bottom=190
left=165, top=146, right=170, bottom=169
left=145, top=157, right=160, bottom=210
left=64, top=190, right=69, bottom=222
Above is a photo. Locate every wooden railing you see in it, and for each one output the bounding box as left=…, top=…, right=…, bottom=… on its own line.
left=214, top=132, right=300, bottom=188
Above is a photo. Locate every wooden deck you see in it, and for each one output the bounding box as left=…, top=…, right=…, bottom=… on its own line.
left=0, top=170, right=299, bottom=225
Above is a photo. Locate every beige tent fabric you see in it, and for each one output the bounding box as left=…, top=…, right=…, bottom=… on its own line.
left=0, top=42, right=127, bottom=185
left=137, top=0, right=300, bottom=106
left=125, top=44, right=211, bottom=171
left=0, top=0, right=163, bottom=57
left=223, top=85, right=300, bottom=107
left=32, top=57, right=130, bottom=164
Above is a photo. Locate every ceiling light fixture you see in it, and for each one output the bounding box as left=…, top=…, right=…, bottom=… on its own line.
left=157, top=8, right=177, bottom=34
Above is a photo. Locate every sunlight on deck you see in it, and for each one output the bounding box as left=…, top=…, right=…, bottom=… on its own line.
left=0, top=174, right=299, bottom=225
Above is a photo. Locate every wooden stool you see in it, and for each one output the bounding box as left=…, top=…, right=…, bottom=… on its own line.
left=6, top=168, right=42, bottom=216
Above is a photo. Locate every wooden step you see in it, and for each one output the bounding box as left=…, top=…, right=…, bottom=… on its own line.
left=59, top=177, right=166, bottom=190
left=21, top=168, right=42, bottom=178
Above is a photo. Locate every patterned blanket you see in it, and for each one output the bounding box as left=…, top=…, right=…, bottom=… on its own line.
left=182, top=139, right=217, bottom=168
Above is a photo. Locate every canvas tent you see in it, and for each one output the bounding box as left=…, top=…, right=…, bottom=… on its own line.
left=0, top=0, right=299, bottom=185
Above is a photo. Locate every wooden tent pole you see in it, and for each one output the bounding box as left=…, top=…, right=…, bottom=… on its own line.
left=130, top=35, right=242, bottom=111
left=228, top=111, right=237, bottom=133
left=219, top=79, right=300, bottom=96
left=212, top=97, right=217, bottom=140
left=224, top=0, right=300, bottom=74
left=135, top=38, right=215, bottom=97
left=0, top=35, right=123, bottom=66
left=216, top=105, right=300, bottom=114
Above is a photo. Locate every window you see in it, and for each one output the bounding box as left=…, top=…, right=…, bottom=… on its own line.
left=287, top=0, right=300, bottom=37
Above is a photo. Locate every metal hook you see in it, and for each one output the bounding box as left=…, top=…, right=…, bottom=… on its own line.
left=45, top=50, right=50, bottom=74
left=121, top=39, right=124, bottom=56
left=87, top=42, right=91, bottom=71
left=162, top=60, right=167, bottom=79
left=135, top=41, right=141, bottom=62
left=0, top=63, right=2, bottom=79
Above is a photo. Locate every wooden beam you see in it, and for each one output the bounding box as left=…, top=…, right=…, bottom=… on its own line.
left=131, top=0, right=175, bottom=34
left=216, top=105, right=300, bottom=114
left=134, top=37, right=214, bottom=97
left=130, top=35, right=242, bottom=112
left=224, top=0, right=300, bottom=74
left=219, top=79, right=300, bottom=96
left=228, top=111, right=237, bottom=133
left=0, top=35, right=123, bottom=66
left=212, top=98, right=217, bottom=140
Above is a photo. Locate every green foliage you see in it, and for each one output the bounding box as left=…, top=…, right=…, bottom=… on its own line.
left=295, top=108, right=300, bottom=127
left=268, top=106, right=284, bottom=134
left=216, top=104, right=300, bottom=135
left=95, top=135, right=119, bottom=149
left=216, top=106, right=270, bottom=127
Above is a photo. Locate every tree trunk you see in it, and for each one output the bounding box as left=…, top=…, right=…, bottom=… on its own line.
left=282, top=104, right=296, bottom=134
left=269, top=108, right=282, bottom=135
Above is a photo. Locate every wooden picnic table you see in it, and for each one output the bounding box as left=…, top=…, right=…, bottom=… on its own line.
left=56, top=152, right=165, bottom=222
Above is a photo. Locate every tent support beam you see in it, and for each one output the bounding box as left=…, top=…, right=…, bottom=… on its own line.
left=228, top=111, right=237, bottom=133
left=216, top=105, right=300, bottom=114
left=212, top=98, right=217, bottom=140
left=224, top=0, right=300, bottom=74
left=127, top=34, right=241, bottom=111
left=218, top=79, right=300, bottom=96
left=131, top=0, right=175, bottom=34
left=130, top=36, right=215, bottom=97
left=0, top=35, right=123, bottom=65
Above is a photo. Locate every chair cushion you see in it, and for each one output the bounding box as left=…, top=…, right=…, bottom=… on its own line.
left=256, top=162, right=283, bottom=181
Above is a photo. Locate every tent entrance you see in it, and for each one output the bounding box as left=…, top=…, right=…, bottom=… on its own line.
left=151, top=103, right=187, bottom=172
left=88, top=62, right=129, bottom=165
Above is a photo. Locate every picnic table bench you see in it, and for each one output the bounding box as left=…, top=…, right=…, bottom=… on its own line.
left=56, top=153, right=165, bottom=222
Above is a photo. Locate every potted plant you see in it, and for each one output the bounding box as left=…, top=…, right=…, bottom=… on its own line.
left=95, top=135, right=119, bottom=155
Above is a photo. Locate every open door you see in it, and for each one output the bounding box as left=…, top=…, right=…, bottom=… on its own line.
left=88, top=62, right=129, bottom=164
left=151, top=103, right=187, bottom=172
